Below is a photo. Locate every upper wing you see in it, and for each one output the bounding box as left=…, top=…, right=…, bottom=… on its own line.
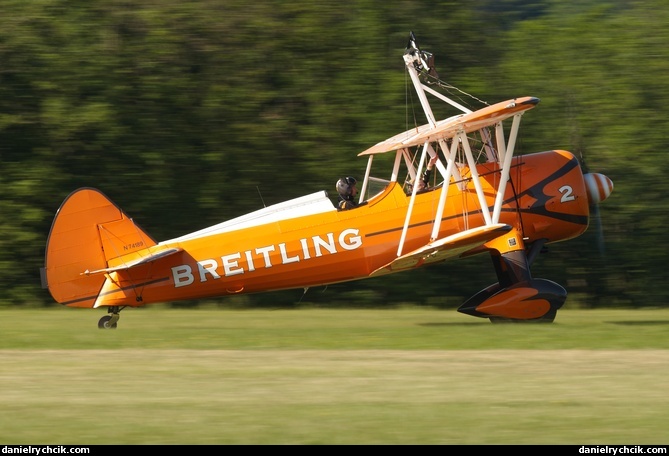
left=358, top=97, right=539, bottom=156
left=369, top=223, right=512, bottom=276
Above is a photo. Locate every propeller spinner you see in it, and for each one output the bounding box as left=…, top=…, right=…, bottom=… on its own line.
left=584, top=172, right=614, bottom=205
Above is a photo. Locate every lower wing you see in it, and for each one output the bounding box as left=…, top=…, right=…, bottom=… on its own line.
left=370, top=223, right=512, bottom=276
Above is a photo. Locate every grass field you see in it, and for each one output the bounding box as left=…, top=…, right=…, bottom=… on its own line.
left=1, top=306, right=668, bottom=444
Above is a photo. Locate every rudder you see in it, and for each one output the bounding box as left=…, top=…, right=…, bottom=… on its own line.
left=42, top=188, right=156, bottom=307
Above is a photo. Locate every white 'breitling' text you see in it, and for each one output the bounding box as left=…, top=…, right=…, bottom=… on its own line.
left=170, top=228, right=363, bottom=288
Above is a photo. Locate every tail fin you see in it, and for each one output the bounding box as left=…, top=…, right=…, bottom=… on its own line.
left=42, top=188, right=157, bottom=308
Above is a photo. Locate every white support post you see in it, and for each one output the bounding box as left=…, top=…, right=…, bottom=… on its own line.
left=397, top=142, right=429, bottom=257
left=403, top=54, right=437, bottom=128
left=492, top=113, right=523, bottom=223
left=358, top=155, right=374, bottom=204
left=480, top=127, right=497, bottom=162
left=421, top=84, right=472, bottom=114
left=391, top=149, right=404, bottom=182
left=495, top=122, right=506, bottom=165
left=430, top=138, right=455, bottom=241
left=460, top=131, right=492, bottom=225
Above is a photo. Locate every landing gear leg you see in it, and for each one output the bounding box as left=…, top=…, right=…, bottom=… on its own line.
left=457, top=244, right=565, bottom=323
left=98, top=306, right=121, bottom=329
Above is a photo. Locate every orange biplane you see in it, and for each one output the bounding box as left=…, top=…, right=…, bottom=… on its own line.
left=42, top=32, right=613, bottom=328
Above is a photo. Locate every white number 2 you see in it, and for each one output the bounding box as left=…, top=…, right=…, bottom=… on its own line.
left=559, top=185, right=575, bottom=202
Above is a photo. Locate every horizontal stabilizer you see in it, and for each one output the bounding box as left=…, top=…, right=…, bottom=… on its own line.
left=370, top=223, right=512, bottom=276
left=82, top=247, right=182, bottom=276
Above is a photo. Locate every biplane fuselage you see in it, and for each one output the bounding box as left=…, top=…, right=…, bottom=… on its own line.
left=42, top=33, right=613, bottom=327
left=45, top=149, right=592, bottom=307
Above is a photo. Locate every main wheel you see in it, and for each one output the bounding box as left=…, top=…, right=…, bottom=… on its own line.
left=489, top=309, right=557, bottom=324
left=98, top=315, right=118, bottom=329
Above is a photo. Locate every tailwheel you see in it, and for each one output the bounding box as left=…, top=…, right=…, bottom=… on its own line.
left=97, top=307, right=121, bottom=329
left=98, top=315, right=117, bottom=329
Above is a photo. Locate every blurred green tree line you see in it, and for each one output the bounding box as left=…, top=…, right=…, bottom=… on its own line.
left=1, top=0, right=667, bottom=309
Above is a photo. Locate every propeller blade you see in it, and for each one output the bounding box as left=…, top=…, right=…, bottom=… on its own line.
left=584, top=172, right=613, bottom=257
left=590, top=201, right=606, bottom=256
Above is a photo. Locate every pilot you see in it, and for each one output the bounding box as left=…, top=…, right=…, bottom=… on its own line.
left=336, top=176, right=359, bottom=210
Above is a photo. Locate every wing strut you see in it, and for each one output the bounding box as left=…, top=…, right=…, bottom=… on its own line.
left=398, top=141, right=430, bottom=256
left=459, top=130, right=492, bottom=225
left=359, top=154, right=374, bottom=205
left=491, top=113, right=522, bottom=223
left=429, top=138, right=457, bottom=241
